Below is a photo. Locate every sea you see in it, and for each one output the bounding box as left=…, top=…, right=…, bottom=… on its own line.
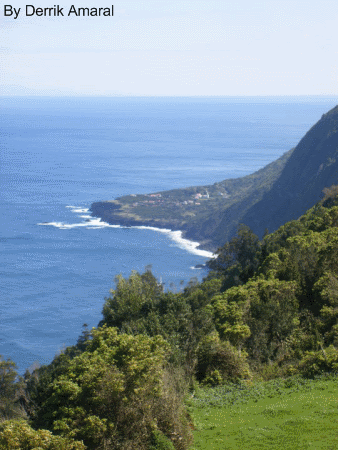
left=1, top=96, right=337, bottom=374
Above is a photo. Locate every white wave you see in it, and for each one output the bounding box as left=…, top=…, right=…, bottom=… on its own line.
left=74, top=209, right=89, bottom=213
left=38, top=217, right=105, bottom=229
left=168, top=231, right=215, bottom=258
left=66, top=205, right=90, bottom=213
left=134, top=225, right=172, bottom=233
left=38, top=221, right=86, bottom=229
left=132, top=225, right=214, bottom=258
left=40, top=206, right=215, bottom=259
left=71, top=208, right=89, bottom=213
left=38, top=222, right=64, bottom=228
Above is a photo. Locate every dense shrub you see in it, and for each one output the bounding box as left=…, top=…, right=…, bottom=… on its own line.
left=149, top=429, right=176, bottom=450
left=8, top=189, right=338, bottom=448
left=297, top=345, right=338, bottom=378
left=0, top=357, right=26, bottom=422
left=196, top=333, right=251, bottom=385
left=0, top=420, right=85, bottom=449
left=29, top=326, right=192, bottom=450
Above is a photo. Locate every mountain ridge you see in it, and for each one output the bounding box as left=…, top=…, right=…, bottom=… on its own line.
left=239, top=105, right=338, bottom=238
left=91, top=105, right=338, bottom=251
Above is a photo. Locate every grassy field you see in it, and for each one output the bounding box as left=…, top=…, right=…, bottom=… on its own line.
left=187, top=375, right=338, bottom=450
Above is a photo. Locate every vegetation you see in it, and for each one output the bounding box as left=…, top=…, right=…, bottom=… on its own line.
left=92, top=105, right=338, bottom=251
left=3, top=182, right=338, bottom=446
left=188, top=374, right=338, bottom=449
left=0, top=358, right=26, bottom=422
left=0, top=420, right=85, bottom=449
left=91, top=148, right=293, bottom=251
left=25, top=327, right=192, bottom=450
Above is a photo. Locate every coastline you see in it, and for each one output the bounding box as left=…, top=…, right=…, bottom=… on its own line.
left=88, top=148, right=296, bottom=253
left=40, top=205, right=215, bottom=259
left=90, top=218, right=215, bottom=258
left=89, top=201, right=217, bottom=253
left=89, top=219, right=216, bottom=259
left=123, top=225, right=214, bottom=259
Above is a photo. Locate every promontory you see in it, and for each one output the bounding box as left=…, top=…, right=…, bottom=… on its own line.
left=91, top=106, right=338, bottom=252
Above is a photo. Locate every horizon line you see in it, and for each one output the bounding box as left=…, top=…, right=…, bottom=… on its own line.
left=1, top=94, right=338, bottom=99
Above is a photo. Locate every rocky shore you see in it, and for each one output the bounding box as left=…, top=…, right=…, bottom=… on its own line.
left=90, top=200, right=215, bottom=252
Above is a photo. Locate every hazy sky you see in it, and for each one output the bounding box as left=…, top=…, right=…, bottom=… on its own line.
left=1, top=0, right=338, bottom=96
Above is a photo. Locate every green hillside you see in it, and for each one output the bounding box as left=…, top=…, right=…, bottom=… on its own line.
left=91, top=105, right=338, bottom=251
left=3, top=187, right=338, bottom=448
left=91, top=149, right=293, bottom=251
left=4, top=106, right=338, bottom=449
left=189, top=375, right=338, bottom=450
left=240, top=105, right=338, bottom=239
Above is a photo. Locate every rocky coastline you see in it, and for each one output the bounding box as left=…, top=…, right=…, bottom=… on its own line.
left=90, top=201, right=215, bottom=252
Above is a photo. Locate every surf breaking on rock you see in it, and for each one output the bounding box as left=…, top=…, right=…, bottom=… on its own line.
left=38, top=206, right=215, bottom=258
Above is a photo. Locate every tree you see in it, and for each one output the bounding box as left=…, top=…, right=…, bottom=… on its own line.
left=100, top=270, right=163, bottom=330
left=196, top=333, right=251, bottom=384
left=212, top=290, right=251, bottom=350
left=208, top=225, right=261, bottom=288
left=0, top=357, right=26, bottom=422
left=0, top=420, right=85, bottom=449
left=30, top=326, right=191, bottom=450
left=245, top=278, right=299, bottom=362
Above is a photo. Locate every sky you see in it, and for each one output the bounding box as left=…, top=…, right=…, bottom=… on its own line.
left=1, top=0, right=338, bottom=96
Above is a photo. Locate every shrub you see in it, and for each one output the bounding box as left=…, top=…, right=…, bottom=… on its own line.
left=30, top=326, right=192, bottom=450
left=196, top=333, right=251, bottom=385
left=149, top=429, right=176, bottom=450
left=0, top=357, right=26, bottom=422
left=297, top=345, right=338, bottom=377
left=0, top=420, right=85, bottom=449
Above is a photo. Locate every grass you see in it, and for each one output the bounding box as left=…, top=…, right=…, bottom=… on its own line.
left=187, top=375, right=338, bottom=449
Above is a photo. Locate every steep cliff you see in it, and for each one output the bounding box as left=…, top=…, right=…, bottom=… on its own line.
left=91, top=105, right=338, bottom=251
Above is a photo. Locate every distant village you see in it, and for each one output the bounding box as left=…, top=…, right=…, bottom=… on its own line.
left=128, top=190, right=229, bottom=209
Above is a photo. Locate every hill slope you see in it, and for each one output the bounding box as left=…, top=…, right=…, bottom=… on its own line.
left=91, top=105, right=338, bottom=251
left=91, top=149, right=292, bottom=250
left=239, top=105, right=338, bottom=238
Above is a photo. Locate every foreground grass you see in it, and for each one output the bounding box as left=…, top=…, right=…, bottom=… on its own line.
left=187, top=375, right=338, bottom=450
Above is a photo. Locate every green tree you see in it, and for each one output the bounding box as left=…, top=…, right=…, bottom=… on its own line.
left=196, top=332, right=251, bottom=384
left=212, top=290, right=251, bottom=351
left=243, top=278, right=299, bottom=363
left=30, top=326, right=191, bottom=450
left=0, top=357, right=26, bottom=422
left=0, top=420, right=85, bottom=449
left=208, top=225, right=261, bottom=288
left=100, top=270, right=163, bottom=331
left=100, top=271, right=215, bottom=377
left=297, top=345, right=338, bottom=378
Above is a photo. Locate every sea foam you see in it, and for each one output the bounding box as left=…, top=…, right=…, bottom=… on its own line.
left=38, top=206, right=215, bottom=258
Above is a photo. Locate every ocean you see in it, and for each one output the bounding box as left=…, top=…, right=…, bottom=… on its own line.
left=1, top=96, right=337, bottom=374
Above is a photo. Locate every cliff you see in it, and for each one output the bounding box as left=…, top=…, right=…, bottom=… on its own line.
left=91, top=105, right=338, bottom=251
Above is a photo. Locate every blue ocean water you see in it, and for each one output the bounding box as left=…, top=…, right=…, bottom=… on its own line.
left=1, top=96, right=337, bottom=373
